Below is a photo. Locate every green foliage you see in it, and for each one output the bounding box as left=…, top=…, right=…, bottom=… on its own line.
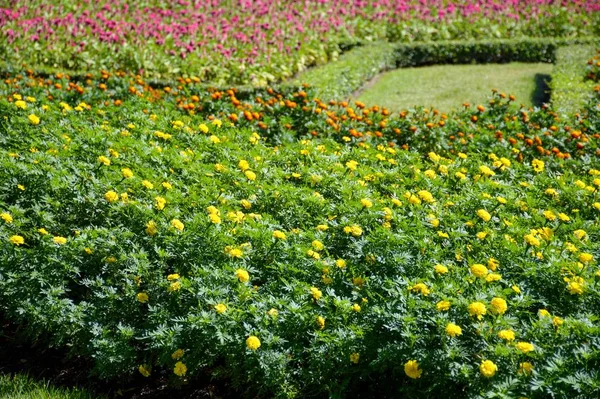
left=0, top=71, right=600, bottom=398
left=550, top=45, right=599, bottom=115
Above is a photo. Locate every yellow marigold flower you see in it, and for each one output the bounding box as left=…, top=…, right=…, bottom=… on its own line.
left=485, top=273, right=501, bottom=283
left=312, top=240, right=324, bottom=251
left=38, top=228, right=49, bottom=235
left=336, top=259, right=347, bottom=268
left=9, top=235, right=25, bottom=246
left=121, top=168, right=134, bottom=179
left=470, top=264, right=488, bottom=278
left=15, top=100, right=27, bottom=109
left=53, top=236, right=67, bottom=245
left=316, top=224, right=328, bottom=231
left=171, top=349, right=185, bottom=360
left=543, top=210, right=556, bottom=221
left=417, top=190, right=435, bottom=203
left=214, top=303, right=227, bottom=314
left=361, top=198, right=373, bottom=208
left=168, top=281, right=182, bottom=292
left=346, top=224, right=362, bottom=237
left=316, top=315, right=326, bottom=329
left=28, top=114, right=40, bottom=125
left=490, top=297, right=508, bottom=315
left=173, top=361, right=187, bottom=376
left=434, top=264, right=448, bottom=274
left=209, top=214, right=221, bottom=224
left=410, top=283, right=430, bottom=296
left=552, top=316, right=564, bottom=327
left=498, top=329, right=516, bottom=341
left=538, top=309, right=550, bottom=317
left=105, top=191, right=119, bottom=202
left=240, top=199, right=251, bottom=210
left=345, top=160, right=358, bottom=171
left=567, top=281, right=584, bottom=295
left=311, top=287, right=323, bottom=301
left=142, top=180, right=154, bottom=189
left=427, top=214, right=440, bottom=227
left=487, top=258, right=499, bottom=271
left=468, top=302, right=487, bottom=320
left=524, top=234, right=540, bottom=247
left=476, top=231, right=487, bottom=240
left=235, top=269, right=249, bottom=283
left=214, top=163, right=226, bottom=172
left=455, top=171, right=467, bottom=180
left=272, top=230, right=286, bottom=240
left=438, top=231, right=449, bottom=238
left=167, top=274, right=180, bottom=281
left=480, top=360, right=498, bottom=378
left=545, top=188, right=558, bottom=197
left=138, top=365, right=151, bottom=377
left=207, top=206, right=219, bottom=215
left=531, top=159, right=545, bottom=173
left=519, top=362, right=534, bottom=375
left=267, top=308, right=278, bottom=317
left=97, top=155, right=110, bottom=166
left=162, top=182, right=172, bottom=190
left=512, top=285, right=521, bottom=294
left=245, top=170, right=257, bottom=181
left=477, top=209, right=491, bottom=222
left=1, top=213, right=13, bottom=223
left=171, top=219, right=184, bottom=231
left=515, top=342, right=535, bottom=353
left=199, top=123, right=209, bottom=133
left=137, top=292, right=149, bottom=303
left=579, top=253, right=593, bottom=263
left=573, top=229, right=588, bottom=241
left=428, top=152, right=441, bottom=162
left=423, top=169, right=436, bottom=179
left=437, top=300, right=451, bottom=311
left=246, top=335, right=261, bottom=350
left=146, top=220, right=158, bottom=236
left=351, top=304, right=361, bottom=312
left=238, top=160, right=250, bottom=171
left=404, top=360, right=422, bottom=379
left=212, top=118, right=222, bottom=127
left=496, top=196, right=507, bottom=204
left=479, top=165, right=495, bottom=177
left=445, top=323, right=462, bottom=337
left=350, top=353, right=360, bottom=364
left=594, top=202, right=600, bottom=210
left=558, top=213, right=570, bottom=222
left=155, top=196, right=166, bottom=210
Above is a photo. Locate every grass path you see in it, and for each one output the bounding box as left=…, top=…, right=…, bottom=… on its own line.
left=0, top=374, right=101, bottom=399
left=356, top=62, right=553, bottom=112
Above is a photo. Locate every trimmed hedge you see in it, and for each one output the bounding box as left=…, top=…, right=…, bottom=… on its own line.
left=550, top=45, right=599, bottom=115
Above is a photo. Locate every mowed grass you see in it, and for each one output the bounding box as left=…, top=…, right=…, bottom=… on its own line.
left=0, top=374, right=101, bottom=399
left=356, top=63, right=553, bottom=112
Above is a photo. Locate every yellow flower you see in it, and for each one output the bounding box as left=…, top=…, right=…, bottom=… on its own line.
left=515, top=342, right=535, bottom=353
left=470, top=264, right=488, bottom=278
left=479, top=165, right=495, bottom=177
left=171, top=349, right=185, bottom=360
left=238, top=160, right=250, bottom=171
left=417, top=190, right=435, bottom=203
left=229, top=248, right=243, bottom=258
left=538, top=309, right=550, bottom=317
left=209, top=214, right=221, bottom=224
left=38, top=228, right=49, bottom=235
left=490, top=297, right=508, bottom=315
left=142, top=180, right=154, bottom=189
left=28, top=114, right=40, bottom=125
left=573, top=229, right=588, bottom=241
left=105, top=191, right=119, bottom=203
left=345, top=160, right=358, bottom=171
left=567, top=281, right=584, bottom=295
left=97, top=155, right=110, bottom=166
left=212, top=118, right=222, bottom=127
left=487, top=258, right=499, bottom=271
left=311, top=287, right=323, bottom=300
left=350, top=353, right=360, bottom=364
left=272, top=230, right=286, bottom=240
left=552, top=316, right=564, bottom=327
left=15, top=100, right=27, bottom=109
left=53, top=236, right=67, bottom=245
left=316, top=224, right=329, bottom=231
left=199, top=123, right=209, bottom=133
left=138, top=365, right=151, bottom=377
left=168, top=281, right=182, bottom=292
left=312, top=240, right=324, bottom=251
left=524, top=234, right=540, bottom=247
left=498, top=329, right=515, bottom=341
left=519, top=362, right=534, bottom=375
left=214, top=303, right=227, bottom=314
left=543, top=210, right=556, bottom=221
left=351, top=304, right=361, bottom=312
left=235, top=269, right=250, bottom=283
left=445, top=323, right=462, bottom=337
left=434, top=264, right=448, bottom=274
left=477, top=209, right=491, bottom=222
left=468, top=302, right=487, bottom=320
left=316, top=315, right=326, bottom=329
left=404, top=360, right=422, bottom=379
left=173, top=361, right=187, bottom=376
left=531, top=159, right=545, bottom=173
left=155, top=196, right=166, bottom=210
left=480, top=360, right=498, bottom=378
left=137, top=292, right=149, bottom=303
left=171, top=219, right=184, bottom=231
left=361, top=198, right=373, bottom=208
left=410, top=283, right=430, bottom=296
left=436, top=300, right=451, bottom=311
left=9, top=235, right=25, bottom=246
left=336, top=259, right=347, bottom=268
left=579, top=253, right=593, bottom=263
left=245, top=170, right=257, bottom=181
left=558, top=213, right=570, bottom=222
left=146, top=220, right=158, bottom=236
left=1, top=213, right=13, bottom=223
left=246, top=335, right=261, bottom=350
left=485, top=273, right=502, bottom=283
left=121, top=168, right=134, bottom=178
left=167, top=274, right=180, bottom=281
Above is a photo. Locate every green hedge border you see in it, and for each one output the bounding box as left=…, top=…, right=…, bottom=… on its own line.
left=294, top=37, right=599, bottom=101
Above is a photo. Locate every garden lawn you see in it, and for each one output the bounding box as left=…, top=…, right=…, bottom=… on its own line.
left=356, top=63, right=553, bottom=112
left=0, top=374, right=100, bottom=399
